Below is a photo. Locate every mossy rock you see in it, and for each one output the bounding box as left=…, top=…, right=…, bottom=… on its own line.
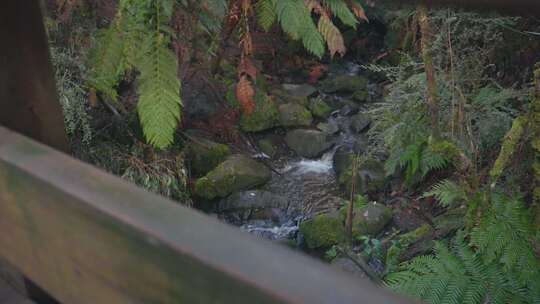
left=386, top=224, right=435, bottom=269
left=308, top=98, right=333, bottom=119
left=194, top=155, right=271, bottom=200
left=278, top=103, right=313, bottom=127
left=320, top=75, right=368, bottom=94
left=285, top=129, right=333, bottom=158
left=338, top=158, right=386, bottom=194
left=340, top=202, right=392, bottom=238
left=187, top=135, right=231, bottom=177
left=299, top=212, right=346, bottom=249
left=352, top=90, right=369, bottom=103
left=239, top=94, right=280, bottom=132
left=258, top=138, right=279, bottom=158
left=271, top=88, right=309, bottom=106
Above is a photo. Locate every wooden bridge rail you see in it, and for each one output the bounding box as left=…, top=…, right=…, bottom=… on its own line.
left=0, top=126, right=411, bottom=303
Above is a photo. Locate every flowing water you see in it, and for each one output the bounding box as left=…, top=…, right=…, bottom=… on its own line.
left=234, top=63, right=377, bottom=241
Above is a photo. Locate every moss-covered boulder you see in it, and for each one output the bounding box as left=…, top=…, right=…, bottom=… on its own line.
left=285, top=129, right=333, bottom=158
left=187, top=136, right=230, bottom=177
left=194, top=155, right=271, bottom=200
left=281, top=83, right=317, bottom=98
left=271, top=89, right=309, bottom=106
left=278, top=103, right=313, bottom=127
left=299, top=212, right=346, bottom=249
left=385, top=224, right=435, bottom=271
left=338, top=158, right=386, bottom=194
left=348, top=202, right=392, bottom=238
left=320, top=75, right=368, bottom=94
left=308, top=98, right=333, bottom=119
left=239, top=94, right=280, bottom=132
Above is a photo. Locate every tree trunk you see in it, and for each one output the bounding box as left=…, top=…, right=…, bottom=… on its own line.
left=0, top=0, right=69, bottom=152
left=418, top=3, right=439, bottom=134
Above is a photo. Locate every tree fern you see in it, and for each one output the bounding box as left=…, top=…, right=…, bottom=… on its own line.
left=137, top=31, right=181, bottom=149
left=88, top=0, right=181, bottom=149
left=387, top=196, right=540, bottom=304
left=256, top=0, right=277, bottom=32
left=322, top=0, right=358, bottom=28
left=88, top=23, right=126, bottom=102
left=422, top=179, right=466, bottom=207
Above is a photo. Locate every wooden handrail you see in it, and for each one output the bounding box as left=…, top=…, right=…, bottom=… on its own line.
left=0, top=126, right=412, bottom=303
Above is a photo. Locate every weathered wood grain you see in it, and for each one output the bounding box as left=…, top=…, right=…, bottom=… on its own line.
left=0, top=127, right=411, bottom=304
left=0, top=1, right=69, bottom=152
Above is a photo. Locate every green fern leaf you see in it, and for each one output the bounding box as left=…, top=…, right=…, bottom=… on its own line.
left=322, top=0, right=358, bottom=28
left=256, top=0, right=277, bottom=31
left=422, top=179, right=466, bottom=207
left=136, top=32, right=182, bottom=149
left=88, top=24, right=127, bottom=101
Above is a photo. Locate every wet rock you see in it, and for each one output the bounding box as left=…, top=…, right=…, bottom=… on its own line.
left=285, top=129, right=333, bottom=158
left=299, top=212, right=346, bottom=249
left=258, top=137, right=280, bottom=158
left=218, top=190, right=289, bottom=223
left=331, top=258, right=367, bottom=279
left=309, top=98, right=333, bottom=119
left=239, top=95, right=280, bottom=132
left=349, top=113, right=372, bottom=133
left=350, top=202, right=392, bottom=237
left=320, top=75, right=368, bottom=94
left=338, top=158, right=386, bottom=194
left=281, top=83, right=318, bottom=98
left=194, top=155, right=271, bottom=200
left=185, top=131, right=231, bottom=177
left=317, top=121, right=340, bottom=135
left=339, top=103, right=360, bottom=116
left=278, top=103, right=313, bottom=127
left=183, top=87, right=220, bottom=120
left=352, top=90, right=369, bottom=103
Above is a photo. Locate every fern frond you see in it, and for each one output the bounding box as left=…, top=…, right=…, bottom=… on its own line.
left=322, top=0, right=358, bottom=28
left=422, top=179, right=466, bottom=207
left=136, top=30, right=182, bottom=149
left=256, top=0, right=277, bottom=31
left=318, top=14, right=345, bottom=57
left=88, top=23, right=126, bottom=101
left=276, top=0, right=307, bottom=40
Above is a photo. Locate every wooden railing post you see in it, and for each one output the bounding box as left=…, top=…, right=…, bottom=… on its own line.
left=0, top=0, right=69, bottom=152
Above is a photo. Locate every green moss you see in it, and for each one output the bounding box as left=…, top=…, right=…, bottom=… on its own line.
left=239, top=93, right=280, bottom=132
left=352, top=90, right=369, bottom=103
left=309, top=98, right=333, bottom=119
left=489, top=116, right=527, bottom=183
left=258, top=138, right=277, bottom=158
left=385, top=224, right=434, bottom=271
left=299, top=213, right=346, bottom=249
left=189, top=141, right=230, bottom=177
left=278, top=103, right=313, bottom=127
left=194, top=177, right=218, bottom=200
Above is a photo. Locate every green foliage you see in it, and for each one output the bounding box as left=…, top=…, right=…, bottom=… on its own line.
left=256, top=0, right=277, bottom=32
left=88, top=0, right=181, bottom=149
left=50, top=45, right=93, bottom=146
left=386, top=196, right=540, bottom=304
left=422, top=179, right=467, bottom=208
left=81, top=134, right=191, bottom=203
left=259, top=0, right=364, bottom=58
left=137, top=27, right=182, bottom=149
left=385, top=138, right=455, bottom=186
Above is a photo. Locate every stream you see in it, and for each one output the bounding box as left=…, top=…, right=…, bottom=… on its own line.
left=226, top=62, right=382, bottom=242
